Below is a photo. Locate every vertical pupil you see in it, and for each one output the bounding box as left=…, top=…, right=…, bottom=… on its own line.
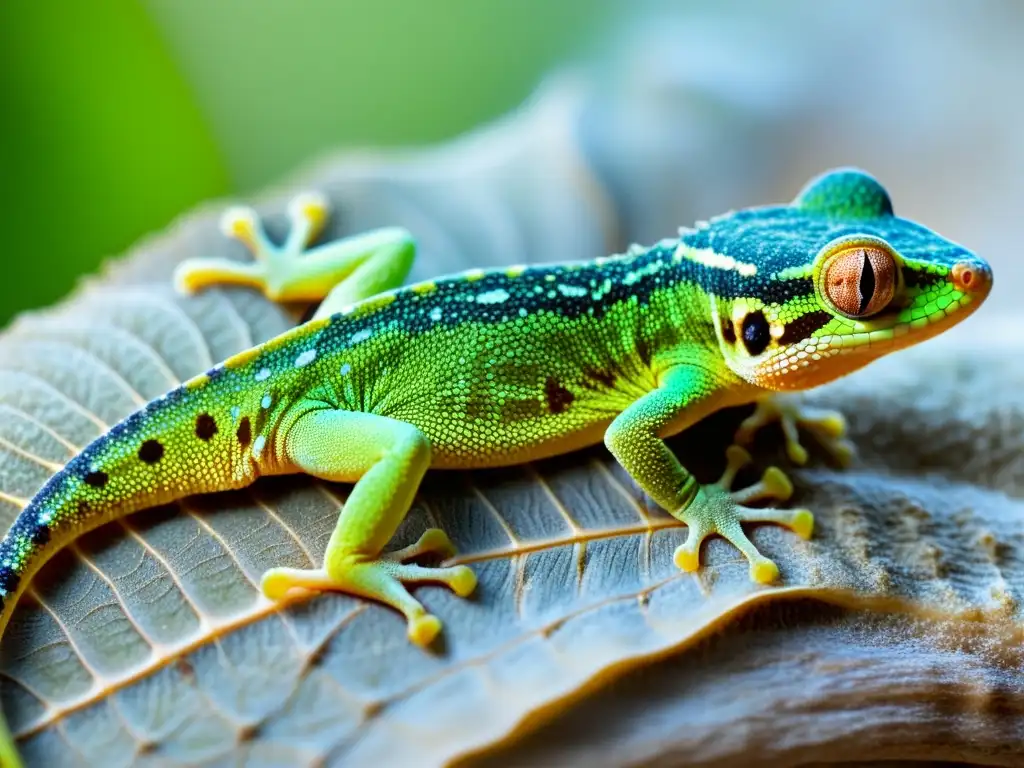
left=858, top=251, right=876, bottom=315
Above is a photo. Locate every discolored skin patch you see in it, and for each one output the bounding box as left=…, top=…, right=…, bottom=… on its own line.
left=545, top=377, right=575, bottom=414
left=138, top=440, right=164, bottom=465
left=84, top=471, right=108, bottom=488
left=236, top=417, right=252, bottom=448
left=721, top=317, right=737, bottom=345
left=195, top=413, right=218, bottom=441
left=778, top=310, right=833, bottom=346
left=583, top=367, right=616, bottom=389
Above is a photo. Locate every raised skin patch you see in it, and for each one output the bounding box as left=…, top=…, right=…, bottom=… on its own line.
left=545, top=377, right=575, bottom=414
left=195, top=413, right=218, bottom=441
left=138, top=440, right=164, bottom=464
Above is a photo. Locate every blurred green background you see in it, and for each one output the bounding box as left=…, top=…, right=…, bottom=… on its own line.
left=0, top=0, right=619, bottom=324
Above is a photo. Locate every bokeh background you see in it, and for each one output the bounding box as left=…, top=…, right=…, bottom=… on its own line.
left=1, top=0, right=1020, bottom=325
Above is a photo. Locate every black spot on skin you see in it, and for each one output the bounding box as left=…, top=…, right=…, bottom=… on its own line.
left=0, top=567, right=20, bottom=594
left=721, top=317, right=737, bottom=344
left=138, top=439, right=164, bottom=464
left=195, top=413, right=218, bottom=441
left=77, top=500, right=90, bottom=515
left=31, top=525, right=50, bottom=546
left=778, top=310, right=834, bottom=346
left=582, top=367, right=616, bottom=389
left=84, top=470, right=108, bottom=488
left=741, top=311, right=771, bottom=356
left=545, top=377, right=575, bottom=414
left=237, top=417, right=252, bottom=447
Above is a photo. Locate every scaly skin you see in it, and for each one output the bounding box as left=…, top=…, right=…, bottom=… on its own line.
left=0, top=170, right=992, bottom=766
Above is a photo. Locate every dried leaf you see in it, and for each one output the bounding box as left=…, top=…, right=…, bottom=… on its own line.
left=1, top=79, right=1021, bottom=768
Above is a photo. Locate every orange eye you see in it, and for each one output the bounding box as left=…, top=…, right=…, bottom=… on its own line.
left=822, top=246, right=897, bottom=317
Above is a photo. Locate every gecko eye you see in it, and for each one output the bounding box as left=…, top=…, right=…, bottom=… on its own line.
left=822, top=245, right=897, bottom=318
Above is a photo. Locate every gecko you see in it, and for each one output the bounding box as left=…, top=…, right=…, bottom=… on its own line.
left=0, top=168, right=991, bottom=766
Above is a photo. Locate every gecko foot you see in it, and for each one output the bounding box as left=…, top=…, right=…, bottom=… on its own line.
left=673, top=446, right=814, bottom=584
left=734, top=395, right=855, bottom=466
left=262, top=550, right=476, bottom=646
left=173, top=192, right=331, bottom=300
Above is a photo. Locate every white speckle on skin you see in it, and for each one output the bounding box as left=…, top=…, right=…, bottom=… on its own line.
left=476, top=288, right=509, bottom=304
left=230, top=406, right=240, bottom=421
left=252, top=435, right=266, bottom=459
left=261, top=394, right=272, bottom=409
left=295, top=349, right=317, bottom=367
left=255, top=368, right=271, bottom=382
left=39, top=512, right=52, bottom=524
left=350, top=329, right=373, bottom=344
left=556, top=284, right=587, bottom=298
left=675, top=243, right=758, bottom=277
left=340, top=362, right=351, bottom=375
left=430, top=307, right=443, bottom=322
left=518, top=307, right=528, bottom=318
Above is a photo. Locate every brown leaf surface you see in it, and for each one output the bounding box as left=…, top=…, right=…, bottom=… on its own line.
left=1, top=76, right=1022, bottom=768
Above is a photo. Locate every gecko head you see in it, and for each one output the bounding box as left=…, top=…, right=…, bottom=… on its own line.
left=694, top=168, right=993, bottom=391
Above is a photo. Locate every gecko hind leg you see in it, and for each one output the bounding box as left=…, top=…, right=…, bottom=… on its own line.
left=673, top=446, right=814, bottom=584
left=174, top=191, right=416, bottom=319
left=734, top=394, right=855, bottom=466
left=261, top=408, right=475, bottom=646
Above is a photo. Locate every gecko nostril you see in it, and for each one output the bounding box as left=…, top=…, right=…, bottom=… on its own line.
left=951, top=260, right=991, bottom=294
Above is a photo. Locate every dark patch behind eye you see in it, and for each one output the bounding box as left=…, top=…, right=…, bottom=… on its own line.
left=777, top=310, right=833, bottom=346
left=741, top=311, right=770, bottom=356
left=721, top=317, right=737, bottom=344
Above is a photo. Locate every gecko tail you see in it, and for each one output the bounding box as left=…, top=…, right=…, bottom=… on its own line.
left=0, top=711, right=22, bottom=767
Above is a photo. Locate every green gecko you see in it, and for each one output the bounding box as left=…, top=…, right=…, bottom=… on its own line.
left=0, top=168, right=991, bottom=766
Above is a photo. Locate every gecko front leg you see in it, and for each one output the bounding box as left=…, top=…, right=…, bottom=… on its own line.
left=605, top=366, right=813, bottom=583
left=174, top=192, right=416, bottom=319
